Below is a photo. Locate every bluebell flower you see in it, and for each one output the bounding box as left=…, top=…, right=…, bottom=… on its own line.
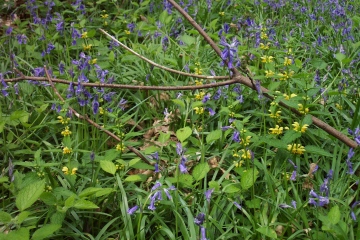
left=92, top=96, right=99, bottom=114
left=176, top=142, right=184, bottom=156
left=208, top=108, right=215, bottom=116
left=127, top=205, right=138, bottom=215
left=232, top=131, right=240, bottom=142
left=179, top=156, right=187, bottom=173
left=161, top=36, right=169, bottom=52
left=309, top=189, right=329, bottom=207
left=163, top=186, right=175, bottom=199
left=220, top=36, right=240, bottom=69
left=90, top=152, right=95, bottom=162
left=194, top=213, right=205, bottom=226
left=202, top=93, right=211, bottom=103
left=109, top=39, right=120, bottom=50
left=200, top=226, right=208, bottom=240
left=151, top=181, right=162, bottom=191
left=127, top=23, right=136, bottom=33
left=205, top=188, right=214, bottom=202
left=163, top=0, right=173, bottom=14
left=212, top=88, right=222, bottom=100
left=16, top=34, right=28, bottom=44
left=6, top=27, right=13, bottom=35
left=118, top=98, right=127, bottom=110
left=233, top=201, right=242, bottom=210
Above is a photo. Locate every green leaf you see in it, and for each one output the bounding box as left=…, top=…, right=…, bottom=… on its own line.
left=176, top=127, right=192, bottom=142
left=246, top=199, right=261, bottom=209
left=158, top=131, right=171, bottom=144
left=64, top=195, right=75, bottom=208
left=73, top=199, right=99, bottom=209
left=79, top=187, right=104, bottom=198
left=310, top=58, right=327, bottom=69
left=10, top=110, right=29, bottom=124
left=262, top=137, right=287, bottom=149
left=179, top=34, right=196, bottom=46
left=305, top=145, right=332, bottom=157
left=16, top=211, right=30, bottom=224
left=172, top=99, right=186, bottom=110
left=0, top=176, right=8, bottom=183
left=328, top=205, right=341, bottom=225
left=16, top=179, right=45, bottom=211
left=50, top=212, right=65, bottom=225
left=100, top=160, right=116, bottom=175
left=335, top=53, right=346, bottom=63
left=40, top=192, right=57, bottom=205
left=223, top=183, right=241, bottom=194
left=256, top=226, right=277, bottom=239
left=208, top=181, right=220, bottom=191
left=35, top=104, right=49, bottom=113
left=2, top=227, right=29, bottom=240
left=124, top=174, right=148, bottom=182
left=206, top=129, right=222, bottom=143
left=128, top=158, right=141, bottom=166
left=109, top=51, right=115, bottom=62
left=0, top=211, right=12, bottom=223
left=131, top=162, right=154, bottom=170
left=159, top=10, right=168, bottom=24
left=282, top=130, right=301, bottom=144
left=192, top=162, right=210, bottom=181
left=32, top=224, right=61, bottom=240
left=240, top=168, right=259, bottom=190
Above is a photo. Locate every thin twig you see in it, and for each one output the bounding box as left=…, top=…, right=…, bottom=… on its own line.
left=43, top=66, right=152, bottom=165
left=99, top=28, right=229, bottom=80
left=168, top=0, right=358, bottom=149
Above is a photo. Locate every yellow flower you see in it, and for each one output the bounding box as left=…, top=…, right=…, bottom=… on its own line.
left=99, top=107, right=105, bottom=115
left=260, top=32, right=268, bottom=39
left=61, top=126, right=72, bottom=137
left=62, top=166, right=69, bottom=175
left=195, top=80, right=203, bottom=86
left=261, top=55, right=274, bottom=63
left=89, top=58, right=97, bottom=64
left=81, top=32, right=88, bottom=39
left=287, top=48, right=293, bottom=55
left=298, top=104, right=309, bottom=114
left=63, top=147, right=72, bottom=154
left=195, top=91, right=205, bottom=100
left=269, top=125, right=283, bottom=135
left=234, top=160, right=244, bottom=168
left=265, top=70, right=275, bottom=78
left=116, top=143, right=125, bottom=152
left=240, top=149, right=252, bottom=159
left=335, top=103, right=342, bottom=110
left=292, top=122, right=309, bottom=133
left=283, top=93, right=297, bottom=100
left=219, top=12, right=225, bottom=16
left=194, top=107, right=204, bottom=114
left=269, top=110, right=281, bottom=119
left=241, top=136, right=252, bottom=146
left=287, top=143, right=306, bottom=155
left=71, top=168, right=78, bottom=175
left=260, top=42, right=270, bottom=50
left=82, top=44, right=92, bottom=51
left=100, top=14, right=109, bottom=19
left=283, top=57, right=292, bottom=66
left=58, top=116, right=70, bottom=124
left=125, top=30, right=131, bottom=34
left=278, top=70, right=294, bottom=80
left=194, top=67, right=202, bottom=75
left=195, top=62, right=201, bottom=66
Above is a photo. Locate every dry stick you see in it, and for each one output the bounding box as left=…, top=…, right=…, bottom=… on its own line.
left=99, top=28, right=229, bottom=80
left=168, top=0, right=357, bottom=149
left=43, top=66, right=152, bottom=165
left=7, top=73, right=237, bottom=90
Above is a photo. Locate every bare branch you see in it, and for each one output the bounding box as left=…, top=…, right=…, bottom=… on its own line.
left=99, top=28, right=229, bottom=80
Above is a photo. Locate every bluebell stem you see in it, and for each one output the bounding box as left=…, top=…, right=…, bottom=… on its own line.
left=205, top=188, right=214, bottom=203
left=127, top=205, right=139, bottom=215
left=220, top=36, right=240, bottom=69
left=194, top=213, right=205, bottom=226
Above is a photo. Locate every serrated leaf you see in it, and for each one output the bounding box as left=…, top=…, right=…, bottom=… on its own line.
left=104, top=149, right=119, bottom=161
left=73, top=199, right=99, bottom=209
left=206, top=130, right=222, bottom=143
left=128, top=158, right=141, bottom=166
left=328, top=205, right=341, bottom=225
left=256, top=226, right=277, bottom=239
left=303, top=114, right=313, bottom=125
left=305, top=145, right=332, bottom=157
left=192, top=163, right=210, bottom=181
left=124, top=174, right=147, bottom=182
left=241, top=168, right=259, bottom=190
left=16, top=211, right=30, bottom=224
left=282, top=130, right=301, bottom=144
left=10, top=110, right=29, bottom=123
left=32, top=224, right=61, bottom=240
left=3, top=227, right=29, bottom=240
left=0, top=211, right=12, bottom=223
left=16, top=179, right=45, bottom=211
left=50, top=212, right=65, bottom=225
left=100, top=160, right=116, bottom=175
left=178, top=174, right=193, bottom=187
left=40, top=192, right=57, bottom=205
left=176, top=127, right=192, bottom=142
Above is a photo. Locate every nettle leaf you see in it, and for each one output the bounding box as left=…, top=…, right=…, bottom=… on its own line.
left=124, top=174, right=148, bottom=182
left=328, top=205, right=341, bottom=225
left=176, top=127, right=192, bottom=142
left=16, top=179, right=45, bottom=211
left=256, top=226, right=277, bottom=239
left=73, top=199, right=99, bottom=209
left=100, top=160, right=116, bottom=175
left=0, top=211, right=12, bottom=223
left=241, top=168, right=259, bottom=190
left=206, top=129, right=222, bottom=143
left=282, top=130, right=301, bottom=144
left=0, top=227, right=29, bottom=240
left=192, top=162, right=210, bottom=181
left=305, top=145, right=332, bottom=157
left=223, top=183, right=241, bottom=194
left=179, top=34, right=196, bottom=46
left=32, top=224, right=61, bottom=240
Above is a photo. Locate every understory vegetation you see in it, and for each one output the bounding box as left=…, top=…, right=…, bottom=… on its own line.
left=0, top=0, right=359, bottom=239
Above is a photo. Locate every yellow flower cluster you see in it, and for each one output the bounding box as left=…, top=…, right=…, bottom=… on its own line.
left=287, top=143, right=306, bottom=155
left=83, top=44, right=92, bottom=51
left=261, top=55, right=274, bottom=63
left=63, top=147, right=72, bottom=154
left=116, top=143, right=125, bottom=152
left=283, top=93, right=297, bottom=100
left=298, top=104, right=309, bottom=114
left=269, top=125, right=283, bottom=135
left=278, top=70, right=294, bottom=80
left=194, top=67, right=203, bottom=75
left=265, top=70, right=275, bottom=78
left=58, top=116, right=70, bottom=124
left=260, top=42, right=270, bottom=50
left=233, top=149, right=252, bottom=160
left=241, top=136, right=252, bottom=146
left=283, top=57, right=292, bottom=66
left=62, top=166, right=78, bottom=175
left=194, top=107, right=204, bottom=115
left=291, top=122, right=309, bottom=133
left=195, top=91, right=205, bottom=100
left=61, top=126, right=72, bottom=137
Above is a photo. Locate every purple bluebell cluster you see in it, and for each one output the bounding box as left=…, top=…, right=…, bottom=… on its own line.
left=147, top=182, right=176, bottom=211
left=288, top=159, right=298, bottom=181
left=309, top=170, right=333, bottom=207
left=219, top=37, right=240, bottom=70
left=194, top=213, right=208, bottom=240
left=176, top=143, right=188, bottom=173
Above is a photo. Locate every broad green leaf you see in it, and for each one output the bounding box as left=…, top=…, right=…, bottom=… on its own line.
left=241, top=168, right=259, bottom=190
left=208, top=181, right=220, bottom=191
left=256, top=226, right=277, bottom=239
left=158, top=131, right=171, bottom=144
left=192, top=162, right=210, bottom=181
left=40, top=192, right=57, bottom=205
left=335, top=53, right=346, bottom=63
left=73, top=199, right=99, bottom=209
left=109, top=51, right=115, bottom=62
left=128, top=158, right=141, bottom=166
left=10, top=110, right=29, bottom=124
left=65, top=195, right=75, bottom=208
left=1, top=227, right=29, bottom=240
left=16, top=179, right=45, bottom=211
left=104, top=149, right=119, bottom=161
left=310, top=58, right=327, bottom=69
left=178, top=174, right=194, bottom=187
left=50, top=212, right=65, bottom=225
left=131, top=162, right=154, bottom=170
left=328, top=205, right=341, bottom=225
left=262, top=137, right=287, bottom=149
left=0, top=176, right=8, bottom=183
left=159, top=10, right=168, bottom=24
left=246, top=199, right=261, bottom=209
left=35, top=104, right=49, bottom=113
left=79, top=187, right=104, bottom=198
left=32, top=224, right=61, bottom=240
left=172, top=99, right=186, bottom=110
left=0, top=211, right=12, bottom=223
left=305, top=145, right=332, bottom=157
left=16, top=211, right=30, bottom=224
left=100, top=160, right=116, bottom=175
left=176, top=127, right=192, bottom=142
left=179, top=34, right=196, bottom=46
left=206, top=129, right=222, bottom=143
left=223, top=183, right=241, bottom=194
left=282, top=130, right=301, bottom=144
left=95, top=188, right=115, bottom=197
left=124, top=174, right=147, bottom=182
